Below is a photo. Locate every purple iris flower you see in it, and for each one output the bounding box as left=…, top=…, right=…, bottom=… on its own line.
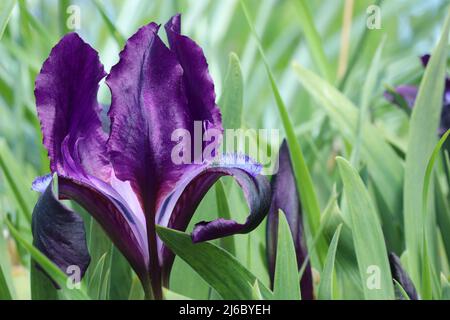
left=385, top=54, right=450, bottom=136
left=266, top=141, right=313, bottom=299
left=31, top=14, right=271, bottom=299
left=388, top=253, right=418, bottom=300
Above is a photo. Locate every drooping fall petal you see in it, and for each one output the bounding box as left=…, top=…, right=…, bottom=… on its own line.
left=32, top=177, right=90, bottom=279
left=58, top=176, right=149, bottom=280
left=157, top=156, right=271, bottom=276
left=266, top=140, right=313, bottom=300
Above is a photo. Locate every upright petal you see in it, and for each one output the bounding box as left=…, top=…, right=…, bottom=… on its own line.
left=266, top=140, right=313, bottom=300
left=165, top=14, right=222, bottom=133
left=106, top=23, right=198, bottom=297
left=32, top=177, right=90, bottom=280
left=106, top=23, right=191, bottom=214
left=157, top=156, right=271, bottom=279
left=34, top=33, right=109, bottom=181
left=388, top=253, right=419, bottom=300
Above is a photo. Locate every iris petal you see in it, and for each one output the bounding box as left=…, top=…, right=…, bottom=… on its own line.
left=157, top=159, right=271, bottom=276
left=266, top=140, right=313, bottom=300
left=165, top=14, right=222, bottom=133
left=106, top=22, right=188, bottom=215
left=34, top=33, right=109, bottom=181
left=58, top=176, right=149, bottom=281
left=32, top=177, right=90, bottom=280
left=388, top=252, right=418, bottom=300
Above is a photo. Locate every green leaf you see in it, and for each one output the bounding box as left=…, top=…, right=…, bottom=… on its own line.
left=273, top=210, right=301, bottom=300
left=0, top=0, right=16, bottom=40
left=156, top=225, right=273, bottom=300
left=336, top=157, right=395, bottom=299
left=422, top=130, right=450, bottom=299
left=0, top=217, right=15, bottom=299
left=251, top=281, right=263, bottom=300
left=128, top=274, right=144, bottom=300
left=92, top=0, right=126, bottom=47
left=30, top=261, right=58, bottom=300
left=214, top=180, right=235, bottom=255
left=318, top=224, right=342, bottom=300
left=163, top=288, right=192, bottom=300
left=292, top=0, right=333, bottom=82
left=86, top=219, right=112, bottom=296
left=219, top=52, right=244, bottom=129
left=435, top=175, right=450, bottom=266
left=0, top=139, right=35, bottom=224
left=18, top=0, right=55, bottom=46
left=299, top=189, right=338, bottom=279
left=423, top=129, right=450, bottom=223
left=240, top=0, right=327, bottom=265
left=403, top=11, right=450, bottom=289
left=440, top=274, right=450, bottom=300
left=421, top=240, right=433, bottom=300
left=58, top=0, right=70, bottom=35
left=6, top=219, right=90, bottom=300
left=87, top=252, right=108, bottom=300
left=351, top=37, right=385, bottom=166
left=292, top=63, right=403, bottom=240
left=0, top=262, right=11, bottom=300
left=108, top=246, right=132, bottom=300
left=393, top=279, right=411, bottom=300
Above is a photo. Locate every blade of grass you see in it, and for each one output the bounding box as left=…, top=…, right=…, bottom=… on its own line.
left=92, top=0, right=126, bottom=47
left=163, top=288, right=192, bottom=300
left=240, top=0, right=327, bottom=265
left=0, top=0, right=16, bottom=40
left=18, top=0, right=56, bottom=45
left=441, top=274, right=450, bottom=299
left=393, top=279, right=411, bottom=300
left=108, top=246, right=132, bottom=300
left=156, top=225, right=273, bottom=300
left=293, top=63, right=403, bottom=234
left=421, top=129, right=450, bottom=298
left=318, top=224, right=342, bottom=300
left=351, top=37, right=385, bottom=166
left=338, top=0, right=382, bottom=89
left=87, top=252, right=108, bottom=300
left=58, top=0, right=70, bottom=35
left=403, top=10, right=450, bottom=290
left=251, top=281, right=263, bottom=300
left=30, top=261, right=58, bottom=300
left=0, top=139, right=34, bottom=224
left=298, top=189, right=338, bottom=279
left=273, top=210, right=301, bottom=300
left=337, top=0, right=354, bottom=81
left=337, top=157, right=394, bottom=299
left=0, top=263, right=11, bottom=300
left=423, top=129, right=450, bottom=220
left=219, top=52, right=244, bottom=130
left=292, top=0, right=333, bottom=82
